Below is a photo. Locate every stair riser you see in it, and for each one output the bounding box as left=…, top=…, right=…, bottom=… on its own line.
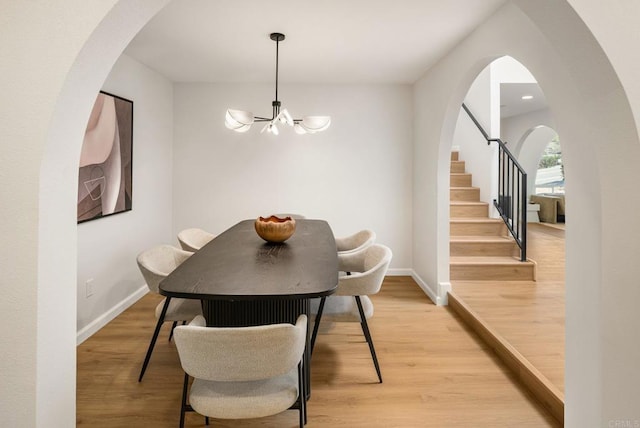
left=450, top=242, right=518, bottom=257
left=451, top=161, right=465, bottom=173
left=451, top=151, right=459, bottom=161
left=450, top=264, right=536, bottom=281
left=450, top=188, right=480, bottom=202
left=450, top=174, right=472, bottom=187
left=450, top=204, right=488, bottom=218
left=450, top=222, right=506, bottom=236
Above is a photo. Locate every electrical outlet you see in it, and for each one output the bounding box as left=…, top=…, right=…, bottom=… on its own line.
left=86, top=278, right=94, bottom=298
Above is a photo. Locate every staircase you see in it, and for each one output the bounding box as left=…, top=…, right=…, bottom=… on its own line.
left=450, top=151, right=536, bottom=281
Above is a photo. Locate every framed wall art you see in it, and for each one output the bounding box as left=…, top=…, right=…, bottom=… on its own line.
left=77, top=91, right=133, bottom=223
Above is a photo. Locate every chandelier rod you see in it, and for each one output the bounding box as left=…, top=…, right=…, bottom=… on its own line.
left=275, top=34, right=279, bottom=104
left=270, top=32, right=285, bottom=120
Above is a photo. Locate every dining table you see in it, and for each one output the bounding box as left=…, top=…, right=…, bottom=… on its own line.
left=159, top=218, right=339, bottom=397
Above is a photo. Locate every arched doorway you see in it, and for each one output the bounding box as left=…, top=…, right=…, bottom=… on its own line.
left=448, top=55, right=567, bottom=417
left=1, top=2, right=170, bottom=426
left=516, top=126, right=561, bottom=197
left=420, top=2, right=640, bottom=425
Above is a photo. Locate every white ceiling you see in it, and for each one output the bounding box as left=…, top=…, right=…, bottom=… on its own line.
left=500, top=83, right=548, bottom=118
left=124, top=0, right=506, bottom=84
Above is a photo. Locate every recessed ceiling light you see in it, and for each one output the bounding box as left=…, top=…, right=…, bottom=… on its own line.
left=521, top=95, right=534, bottom=100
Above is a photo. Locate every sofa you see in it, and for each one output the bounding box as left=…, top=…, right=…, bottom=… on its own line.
left=530, top=194, right=565, bottom=224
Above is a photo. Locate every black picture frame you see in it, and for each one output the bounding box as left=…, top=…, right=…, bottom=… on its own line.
left=77, top=91, right=133, bottom=223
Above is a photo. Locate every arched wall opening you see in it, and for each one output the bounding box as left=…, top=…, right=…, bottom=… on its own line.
left=414, top=1, right=640, bottom=425
left=14, top=1, right=170, bottom=426
left=518, top=126, right=563, bottom=197
left=450, top=55, right=561, bottom=218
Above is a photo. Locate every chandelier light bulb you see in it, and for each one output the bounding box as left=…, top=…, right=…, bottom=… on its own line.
left=277, top=109, right=294, bottom=126
left=225, top=109, right=254, bottom=132
left=300, top=116, right=331, bottom=133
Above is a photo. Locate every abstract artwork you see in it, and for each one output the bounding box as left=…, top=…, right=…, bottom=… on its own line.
left=77, top=91, right=133, bottom=223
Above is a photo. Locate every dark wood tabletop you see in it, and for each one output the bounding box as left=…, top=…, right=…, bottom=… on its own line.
left=159, top=219, right=338, bottom=301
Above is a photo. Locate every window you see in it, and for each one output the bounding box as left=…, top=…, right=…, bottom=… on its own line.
left=535, top=138, right=564, bottom=194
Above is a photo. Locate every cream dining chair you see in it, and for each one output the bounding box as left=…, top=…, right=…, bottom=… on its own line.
left=310, top=243, right=392, bottom=383
left=136, top=244, right=202, bottom=382
left=174, top=315, right=308, bottom=428
left=335, top=229, right=376, bottom=255
left=177, top=228, right=215, bottom=252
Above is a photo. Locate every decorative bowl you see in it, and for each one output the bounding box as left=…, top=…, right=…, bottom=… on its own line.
left=254, top=215, right=296, bottom=243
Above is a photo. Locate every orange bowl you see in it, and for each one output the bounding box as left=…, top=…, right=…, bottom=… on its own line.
left=254, top=215, right=296, bottom=243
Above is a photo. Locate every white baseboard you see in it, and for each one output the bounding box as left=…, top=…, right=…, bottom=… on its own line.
left=76, top=285, right=148, bottom=345
left=437, top=282, right=452, bottom=306
left=406, top=272, right=451, bottom=306
left=409, top=271, right=439, bottom=305
left=386, top=268, right=413, bottom=276
left=77, top=270, right=449, bottom=344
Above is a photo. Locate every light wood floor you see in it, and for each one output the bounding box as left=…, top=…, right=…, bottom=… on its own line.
left=77, top=276, right=559, bottom=427
left=452, top=223, right=565, bottom=393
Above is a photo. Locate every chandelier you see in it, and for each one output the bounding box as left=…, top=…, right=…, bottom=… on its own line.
left=224, top=33, right=331, bottom=135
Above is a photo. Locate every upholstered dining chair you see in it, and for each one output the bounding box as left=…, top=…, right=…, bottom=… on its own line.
left=174, top=315, right=308, bottom=428
left=136, top=245, right=202, bottom=382
left=177, top=228, right=215, bottom=252
left=334, top=229, right=376, bottom=255
left=310, top=243, right=392, bottom=383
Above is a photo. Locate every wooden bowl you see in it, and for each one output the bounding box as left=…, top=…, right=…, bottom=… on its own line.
left=254, top=215, right=296, bottom=243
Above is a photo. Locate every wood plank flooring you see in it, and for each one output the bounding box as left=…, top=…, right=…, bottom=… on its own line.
left=77, top=276, right=559, bottom=427
left=452, top=223, right=565, bottom=394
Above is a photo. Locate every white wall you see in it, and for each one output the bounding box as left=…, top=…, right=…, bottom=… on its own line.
left=561, top=0, right=640, bottom=419
left=502, top=107, right=556, bottom=155
left=453, top=67, right=499, bottom=214
left=502, top=108, right=557, bottom=197
left=76, top=54, right=173, bottom=341
left=173, top=83, right=413, bottom=271
left=491, top=56, right=537, bottom=83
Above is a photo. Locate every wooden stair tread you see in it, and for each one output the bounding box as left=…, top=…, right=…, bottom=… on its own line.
left=450, top=256, right=534, bottom=265
left=450, top=218, right=503, bottom=223
left=450, top=201, right=488, bottom=206
left=451, top=236, right=513, bottom=242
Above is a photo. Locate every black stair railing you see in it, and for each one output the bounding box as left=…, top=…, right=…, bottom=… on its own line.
left=461, top=103, right=527, bottom=261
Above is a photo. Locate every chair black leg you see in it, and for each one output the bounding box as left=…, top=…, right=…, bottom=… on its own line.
left=138, top=297, right=171, bottom=382
left=205, top=416, right=209, bottom=425
left=355, top=296, right=382, bottom=383
left=297, top=361, right=306, bottom=427
left=310, top=297, right=326, bottom=356
left=180, top=372, right=189, bottom=428
left=168, top=321, right=178, bottom=342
